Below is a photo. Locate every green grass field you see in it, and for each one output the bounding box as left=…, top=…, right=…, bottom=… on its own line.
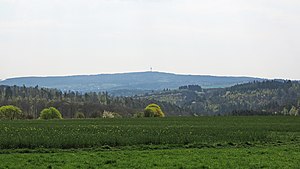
left=1, top=145, right=299, bottom=169
left=0, top=117, right=299, bottom=168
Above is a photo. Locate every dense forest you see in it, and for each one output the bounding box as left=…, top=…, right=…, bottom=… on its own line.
left=0, top=85, right=184, bottom=119
left=137, top=80, right=300, bottom=116
left=0, top=80, right=299, bottom=118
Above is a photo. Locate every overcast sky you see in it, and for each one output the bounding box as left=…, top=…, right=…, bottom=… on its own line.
left=0, top=0, right=300, bottom=80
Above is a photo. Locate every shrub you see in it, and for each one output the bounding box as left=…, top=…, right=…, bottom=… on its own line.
left=40, top=107, right=63, bottom=120
left=102, top=111, right=122, bottom=118
left=0, top=105, right=23, bottom=120
left=74, top=112, right=85, bottom=119
left=133, top=112, right=145, bottom=118
left=144, top=104, right=165, bottom=117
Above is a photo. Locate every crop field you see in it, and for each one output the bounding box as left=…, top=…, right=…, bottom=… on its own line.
left=0, top=116, right=299, bottom=168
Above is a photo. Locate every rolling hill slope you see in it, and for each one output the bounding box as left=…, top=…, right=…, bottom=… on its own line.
left=0, top=72, right=262, bottom=95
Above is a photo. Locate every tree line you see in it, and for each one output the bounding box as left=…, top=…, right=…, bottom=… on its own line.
left=0, top=85, right=184, bottom=119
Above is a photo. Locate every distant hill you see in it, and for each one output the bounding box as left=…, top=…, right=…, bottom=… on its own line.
left=0, top=72, right=263, bottom=95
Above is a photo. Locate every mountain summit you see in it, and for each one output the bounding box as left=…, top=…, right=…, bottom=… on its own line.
left=0, top=72, right=262, bottom=95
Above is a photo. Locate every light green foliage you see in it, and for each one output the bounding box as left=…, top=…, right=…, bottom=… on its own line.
left=39, top=107, right=63, bottom=120
left=74, top=112, right=85, bottom=119
left=0, top=105, right=23, bottom=120
left=102, top=110, right=122, bottom=118
left=144, top=104, right=165, bottom=117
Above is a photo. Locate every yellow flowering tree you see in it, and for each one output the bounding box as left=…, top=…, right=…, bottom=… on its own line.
left=144, top=104, right=165, bottom=117
left=40, top=107, right=63, bottom=119
left=0, top=105, right=23, bottom=120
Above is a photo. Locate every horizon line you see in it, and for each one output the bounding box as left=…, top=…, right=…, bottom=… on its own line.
left=1, top=70, right=298, bottom=81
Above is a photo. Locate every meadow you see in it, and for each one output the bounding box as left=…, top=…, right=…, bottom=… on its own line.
left=0, top=116, right=299, bottom=168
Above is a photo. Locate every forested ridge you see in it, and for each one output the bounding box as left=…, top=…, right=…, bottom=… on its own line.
left=0, top=80, right=299, bottom=118
left=137, top=80, right=300, bottom=116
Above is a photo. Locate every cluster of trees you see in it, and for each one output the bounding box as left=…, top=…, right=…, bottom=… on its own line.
left=215, top=80, right=300, bottom=116
left=179, top=85, right=203, bottom=92
left=0, top=103, right=165, bottom=120
left=36, top=104, right=165, bottom=119
left=0, top=105, right=63, bottom=120
left=0, top=85, right=180, bottom=119
left=139, top=80, right=300, bottom=116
